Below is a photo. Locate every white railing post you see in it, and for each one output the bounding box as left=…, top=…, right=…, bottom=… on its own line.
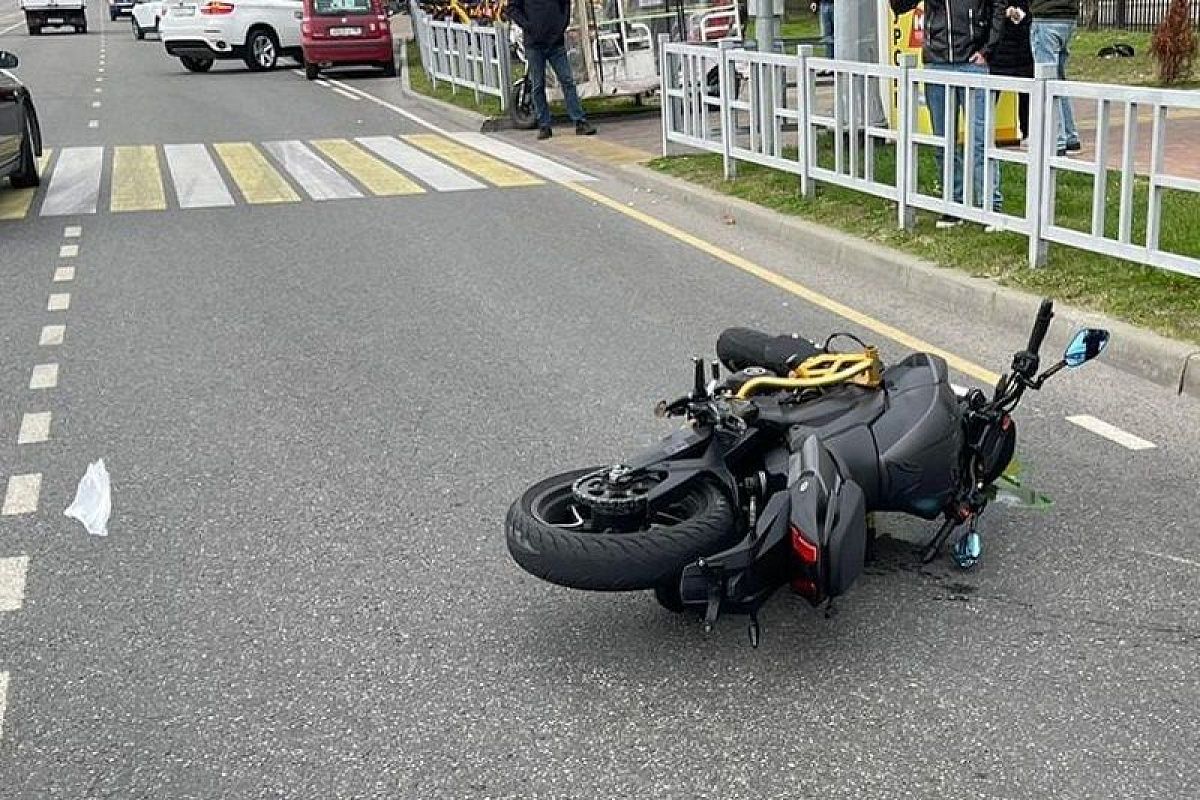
left=797, top=44, right=814, bottom=198
left=720, top=40, right=737, bottom=179
left=659, top=34, right=671, bottom=157
left=896, top=53, right=916, bottom=231
left=498, top=23, right=512, bottom=111
left=1026, top=63, right=1053, bottom=268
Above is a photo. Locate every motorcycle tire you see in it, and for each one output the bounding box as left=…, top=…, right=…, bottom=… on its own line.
left=506, top=468, right=737, bottom=591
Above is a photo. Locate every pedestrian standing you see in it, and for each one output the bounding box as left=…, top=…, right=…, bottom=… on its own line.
left=990, top=0, right=1035, bottom=143
left=1030, top=0, right=1081, bottom=154
left=890, top=0, right=1006, bottom=226
left=810, top=0, right=834, bottom=57
left=507, top=0, right=598, bottom=140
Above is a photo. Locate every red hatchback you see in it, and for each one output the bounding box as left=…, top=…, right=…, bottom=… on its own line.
left=301, top=0, right=396, bottom=79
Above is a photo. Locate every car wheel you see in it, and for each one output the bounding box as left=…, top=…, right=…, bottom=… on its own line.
left=79, top=22, right=87, bottom=33
left=27, top=24, right=39, bottom=34
left=180, top=56, right=214, bottom=72
left=304, top=62, right=319, bottom=80
left=382, top=58, right=397, bottom=78
left=10, top=113, right=41, bottom=189
left=244, top=29, right=278, bottom=71
left=133, top=19, right=144, bottom=39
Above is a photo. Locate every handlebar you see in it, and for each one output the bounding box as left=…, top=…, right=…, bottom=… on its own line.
left=1026, top=298, right=1055, bottom=356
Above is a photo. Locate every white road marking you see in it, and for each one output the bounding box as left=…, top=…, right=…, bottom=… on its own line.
left=357, top=136, right=484, bottom=192
left=18, top=413, right=51, bottom=445
left=330, top=87, right=360, bottom=101
left=47, top=293, right=70, bottom=311
left=1133, top=549, right=1200, bottom=570
left=0, top=672, right=8, bottom=741
left=325, top=78, right=450, bottom=135
left=91, top=101, right=101, bottom=108
left=39, top=325, right=65, bottom=346
left=2, top=474, right=41, bottom=515
left=164, top=144, right=235, bottom=209
left=1065, top=415, right=1156, bottom=451
left=94, top=87, right=102, bottom=94
left=263, top=140, right=362, bottom=201
left=315, top=79, right=331, bottom=87
left=64, top=226, right=82, bottom=238
left=0, top=19, right=23, bottom=35
left=95, top=76, right=103, bottom=82
left=97, top=67, right=105, bottom=73
left=449, top=132, right=596, bottom=183
left=53, top=267, right=75, bottom=283
left=59, top=244, right=79, bottom=258
left=88, top=120, right=99, bottom=129
left=0, top=556, right=29, bottom=612
left=43, top=147, right=104, bottom=217
left=29, top=364, right=59, bottom=390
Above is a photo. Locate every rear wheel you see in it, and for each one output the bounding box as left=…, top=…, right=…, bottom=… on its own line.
left=133, top=19, right=144, bottom=39
left=508, top=77, right=537, bottom=130
left=382, top=58, right=397, bottom=78
left=304, top=62, right=319, bottom=80
left=10, top=113, right=41, bottom=189
left=180, top=56, right=214, bottom=73
left=244, top=28, right=278, bottom=71
left=506, top=467, right=738, bottom=591
left=27, top=24, right=39, bottom=35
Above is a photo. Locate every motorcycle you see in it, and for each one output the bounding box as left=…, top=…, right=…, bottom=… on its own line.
left=505, top=300, right=1109, bottom=644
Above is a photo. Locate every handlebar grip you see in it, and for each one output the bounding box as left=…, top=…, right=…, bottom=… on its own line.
left=1026, top=298, right=1055, bottom=355
left=716, top=328, right=820, bottom=376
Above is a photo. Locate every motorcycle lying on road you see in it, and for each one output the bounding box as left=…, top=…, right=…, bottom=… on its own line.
left=505, top=300, right=1109, bottom=643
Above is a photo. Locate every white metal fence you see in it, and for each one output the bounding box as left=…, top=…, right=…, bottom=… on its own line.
left=410, top=5, right=512, bottom=110
left=660, top=40, right=1200, bottom=279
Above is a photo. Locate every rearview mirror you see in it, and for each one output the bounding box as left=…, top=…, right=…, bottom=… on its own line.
left=1064, top=328, right=1110, bottom=367
left=0, top=52, right=18, bottom=69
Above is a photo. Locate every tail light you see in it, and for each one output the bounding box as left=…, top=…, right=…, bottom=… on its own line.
left=790, top=525, right=819, bottom=565
left=301, top=17, right=310, bottom=34
left=789, top=524, right=821, bottom=600
left=199, top=1, right=235, bottom=14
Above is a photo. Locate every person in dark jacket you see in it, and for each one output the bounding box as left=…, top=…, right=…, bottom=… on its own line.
left=507, top=0, right=597, bottom=139
left=990, top=0, right=1034, bottom=142
left=1030, top=0, right=1079, bottom=154
left=890, top=0, right=1006, bottom=226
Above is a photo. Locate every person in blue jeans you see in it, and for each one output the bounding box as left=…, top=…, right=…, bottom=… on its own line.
left=890, top=0, right=1006, bottom=227
left=811, top=0, right=834, bottom=57
left=1030, top=0, right=1081, bottom=155
left=507, top=0, right=597, bottom=140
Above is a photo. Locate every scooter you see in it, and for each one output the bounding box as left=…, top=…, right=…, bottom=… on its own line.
left=505, top=300, right=1109, bottom=644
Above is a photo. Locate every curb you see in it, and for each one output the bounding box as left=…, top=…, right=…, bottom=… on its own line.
left=397, top=39, right=502, bottom=133
left=617, top=164, right=1200, bottom=400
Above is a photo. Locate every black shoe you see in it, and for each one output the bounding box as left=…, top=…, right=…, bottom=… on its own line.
left=575, top=120, right=597, bottom=136
left=537, top=127, right=553, bottom=140
left=936, top=214, right=963, bottom=229
left=1065, top=140, right=1082, bottom=152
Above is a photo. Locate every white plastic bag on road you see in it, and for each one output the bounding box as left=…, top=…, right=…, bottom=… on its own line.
left=64, top=459, right=112, bottom=537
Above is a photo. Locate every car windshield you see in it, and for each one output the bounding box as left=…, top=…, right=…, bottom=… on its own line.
left=313, top=0, right=371, bottom=14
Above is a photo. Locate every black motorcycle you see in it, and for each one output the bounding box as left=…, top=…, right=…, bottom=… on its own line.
left=506, top=300, right=1109, bottom=643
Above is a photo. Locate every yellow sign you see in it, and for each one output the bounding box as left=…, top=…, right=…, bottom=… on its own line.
left=885, top=5, right=1021, bottom=145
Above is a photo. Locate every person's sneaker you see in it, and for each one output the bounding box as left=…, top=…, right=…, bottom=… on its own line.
left=575, top=120, right=597, bottom=136
left=537, top=127, right=553, bottom=140
left=1065, top=140, right=1082, bottom=152
left=936, top=214, right=963, bottom=229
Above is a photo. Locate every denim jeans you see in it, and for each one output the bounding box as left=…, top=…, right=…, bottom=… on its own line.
left=818, top=1, right=834, bottom=57
left=526, top=42, right=586, bottom=128
left=924, top=62, right=1002, bottom=210
left=1031, top=20, right=1079, bottom=149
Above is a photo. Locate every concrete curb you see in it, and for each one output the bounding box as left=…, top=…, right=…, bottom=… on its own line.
left=617, top=164, right=1200, bottom=400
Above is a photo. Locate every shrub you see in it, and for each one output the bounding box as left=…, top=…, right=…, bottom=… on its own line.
left=1150, top=0, right=1198, bottom=85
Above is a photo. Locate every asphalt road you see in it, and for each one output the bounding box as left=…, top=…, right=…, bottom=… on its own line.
left=1, top=4, right=1198, bottom=798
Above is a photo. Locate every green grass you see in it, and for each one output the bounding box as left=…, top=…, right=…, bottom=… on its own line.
left=404, top=39, right=658, bottom=119
left=1071, top=29, right=1200, bottom=88
left=649, top=144, right=1200, bottom=343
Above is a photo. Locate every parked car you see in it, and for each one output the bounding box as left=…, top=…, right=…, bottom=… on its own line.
left=0, top=51, right=43, bottom=189
left=108, top=0, right=135, bottom=19
left=300, top=0, right=395, bottom=80
left=131, top=0, right=165, bottom=38
left=19, top=0, right=87, bottom=34
left=160, top=0, right=304, bottom=72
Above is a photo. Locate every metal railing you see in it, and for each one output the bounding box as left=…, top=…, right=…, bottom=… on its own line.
left=410, top=4, right=512, bottom=110
left=659, top=41, right=1200, bottom=279
left=1081, top=0, right=1200, bottom=30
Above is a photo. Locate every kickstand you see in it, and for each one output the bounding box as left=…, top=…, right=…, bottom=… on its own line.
left=919, top=517, right=960, bottom=564
left=702, top=581, right=722, bottom=633
left=747, top=611, right=760, bottom=648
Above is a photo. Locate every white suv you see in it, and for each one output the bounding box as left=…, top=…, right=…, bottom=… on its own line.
left=160, top=0, right=303, bottom=72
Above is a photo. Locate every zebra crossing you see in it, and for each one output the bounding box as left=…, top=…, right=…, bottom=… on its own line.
left=0, top=134, right=595, bottom=221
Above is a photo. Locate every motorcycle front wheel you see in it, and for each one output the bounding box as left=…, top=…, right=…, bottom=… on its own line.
left=505, top=467, right=737, bottom=591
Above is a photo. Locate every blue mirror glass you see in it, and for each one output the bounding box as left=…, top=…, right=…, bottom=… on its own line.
left=1064, top=328, right=1110, bottom=367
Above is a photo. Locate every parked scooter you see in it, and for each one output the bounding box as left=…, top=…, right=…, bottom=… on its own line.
left=505, top=300, right=1109, bottom=644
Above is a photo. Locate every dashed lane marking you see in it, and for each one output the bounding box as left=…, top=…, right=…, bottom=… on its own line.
left=0, top=672, right=8, bottom=741
left=39, top=325, right=65, bottom=346
left=17, top=413, right=50, bottom=445
left=29, top=364, right=58, bottom=390
left=1066, top=415, right=1156, bottom=451
left=0, top=556, right=29, bottom=612
left=2, top=474, right=41, bottom=515
left=53, top=267, right=74, bottom=283
left=64, top=225, right=81, bottom=238
left=47, top=293, right=70, bottom=311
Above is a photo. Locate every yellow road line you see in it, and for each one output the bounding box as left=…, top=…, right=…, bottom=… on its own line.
left=403, top=134, right=543, bottom=188
left=310, top=139, right=424, bottom=196
left=110, top=145, right=167, bottom=213
left=0, top=148, right=53, bottom=221
left=562, top=182, right=1001, bottom=386
left=213, top=142, right=300, bottom=204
